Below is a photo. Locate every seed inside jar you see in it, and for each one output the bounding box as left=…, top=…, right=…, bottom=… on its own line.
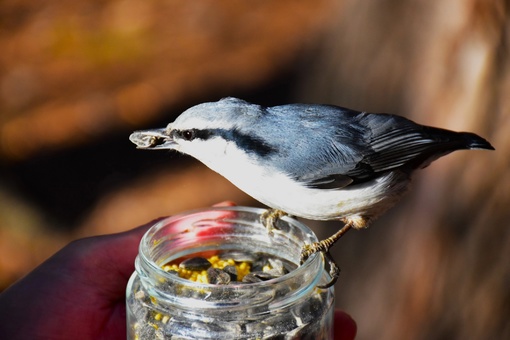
left=162, top=251, right=296, bottom=285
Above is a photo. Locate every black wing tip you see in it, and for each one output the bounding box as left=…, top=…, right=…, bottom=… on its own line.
left=460, top=132, right=495, bottom=151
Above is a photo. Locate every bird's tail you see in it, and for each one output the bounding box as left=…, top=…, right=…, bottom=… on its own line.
left=407, top=127, right=494, bottom=170
left=458, top=132, right=495, bottom=150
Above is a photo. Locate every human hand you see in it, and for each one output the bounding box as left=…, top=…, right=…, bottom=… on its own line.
left=0, top=218, right=157, bottom=340
left=0, top=204, right=356, bottom=339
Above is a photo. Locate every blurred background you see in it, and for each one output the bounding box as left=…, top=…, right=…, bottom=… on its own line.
left=0, top=0, right=508, bottom=338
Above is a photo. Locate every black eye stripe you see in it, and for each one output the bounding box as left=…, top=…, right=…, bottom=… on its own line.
left=172, top=128, right=276, bottom=157
left=224, top=129, right=276, bottom=157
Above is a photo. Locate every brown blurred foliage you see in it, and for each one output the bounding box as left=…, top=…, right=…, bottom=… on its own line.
left=0, top=1, right=508, bottom=339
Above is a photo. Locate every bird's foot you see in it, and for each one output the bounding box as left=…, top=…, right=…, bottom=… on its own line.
left=300, top=222, right=352, bottom=263
left=320, top=252, right=341, bottom=288
left=260, top=209, right=288, bottom=235
left=300, top=246, right=340, bottom=288
left=300, top=221, right=355, bottom=288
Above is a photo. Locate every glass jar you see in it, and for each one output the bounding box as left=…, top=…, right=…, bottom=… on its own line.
left=126, top=206, right=334, bottom=339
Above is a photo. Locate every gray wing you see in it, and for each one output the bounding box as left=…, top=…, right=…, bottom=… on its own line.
left=266, top=104, right=490, bottom=190
left=345, top=112, right=492, bottom=181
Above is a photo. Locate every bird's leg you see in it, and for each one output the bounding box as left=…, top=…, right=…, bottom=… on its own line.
left=299, top=220, right=356, bottom=288
left=300, top=221, right=353, bottom=263
left=301, top=216, right=367, bottom=262
left=300, top=217, right=368, bottom=286
left=260, top=209, right=288, bottom=235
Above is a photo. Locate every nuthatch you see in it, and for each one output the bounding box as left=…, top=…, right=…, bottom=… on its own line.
left=130, top=97, right=494, bottom=287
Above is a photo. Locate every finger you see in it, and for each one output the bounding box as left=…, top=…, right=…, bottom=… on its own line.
left=212, top=201, right=237, bottom=207
left=334, top=310, right=357, bottom=340
left=101, top=217, right=168, bottom=279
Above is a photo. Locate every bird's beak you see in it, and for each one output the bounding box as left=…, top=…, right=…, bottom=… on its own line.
left=129, top=128, right=176, bottom=150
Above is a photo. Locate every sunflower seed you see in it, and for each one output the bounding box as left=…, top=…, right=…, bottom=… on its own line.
left=207, top=267, right=231, bottom=285
left=179, top=257, right=212, bottom=271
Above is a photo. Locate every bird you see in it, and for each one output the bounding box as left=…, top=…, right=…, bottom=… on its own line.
left=129, top=97, right=494, bottom=287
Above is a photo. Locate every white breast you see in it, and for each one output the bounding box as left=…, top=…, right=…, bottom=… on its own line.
left=197, top=142, right=411, bottom=221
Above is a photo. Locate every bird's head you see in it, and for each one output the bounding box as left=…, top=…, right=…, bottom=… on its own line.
left=129, top=98, right=275, bottom=166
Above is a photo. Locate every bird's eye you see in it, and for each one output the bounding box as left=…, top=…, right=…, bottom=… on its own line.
left=181, top=129, right=195, bottom=141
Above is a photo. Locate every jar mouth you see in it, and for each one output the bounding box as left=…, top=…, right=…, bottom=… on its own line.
left=136, top=206, right=327, bottom=310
